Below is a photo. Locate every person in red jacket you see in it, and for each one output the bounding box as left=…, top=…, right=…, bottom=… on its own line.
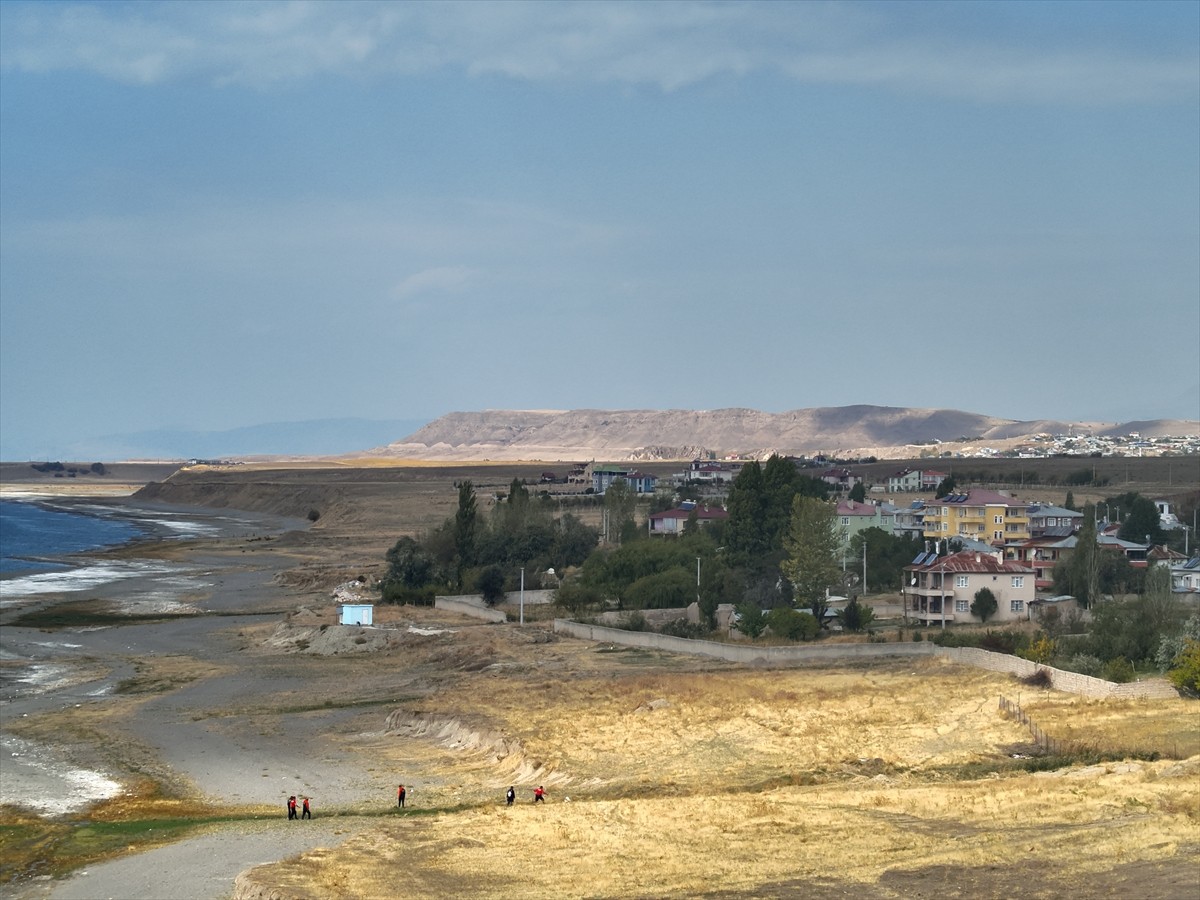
left=533, top=786, right=545, bottom=803
left=301, top=797, right=311, bottom=819
left=287, top=795, right=297, bottom=820
left=398, top=784, right=406, bottom=808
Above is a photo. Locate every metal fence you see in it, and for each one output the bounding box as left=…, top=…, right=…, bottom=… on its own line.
left=998, top=694, right=1071, bottom=755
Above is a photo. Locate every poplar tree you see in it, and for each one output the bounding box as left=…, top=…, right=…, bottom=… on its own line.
left=781, top=496, right=843, bottom=626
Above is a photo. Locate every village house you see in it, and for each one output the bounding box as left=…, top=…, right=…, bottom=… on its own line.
left=591, top=465, right=657, bottom=495
left=1025, top=503, right=1083, bottom=538
left=1170, top=557, right=1200, bottom=593
left=648, top=503, right=729, bottom=536
left=903, top=549, right=1036, bottom=626
left=818, top=467, right=862, bottom=492
left=885, top=468, right=946, bottom=493
left=836, top=499, right=896, bottom=550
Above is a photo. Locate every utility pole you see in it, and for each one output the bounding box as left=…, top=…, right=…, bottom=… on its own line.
left=519, top=567, right=525, bottom=625
left=862, top=541, right=867, bottom=595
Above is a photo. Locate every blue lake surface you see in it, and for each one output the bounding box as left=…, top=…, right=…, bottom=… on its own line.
left=0, top=500, right=146, bottom=575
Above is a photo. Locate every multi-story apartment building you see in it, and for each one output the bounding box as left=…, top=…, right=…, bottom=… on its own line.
left=904, top=549, right=1037, bottom=625
left=922, top=489, right=1029, bottom=545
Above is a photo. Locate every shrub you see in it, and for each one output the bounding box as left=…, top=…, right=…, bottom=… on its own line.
left=476, top=566, right=507, bottom=606
left=307, top=508, right=321, bottom=522
left=766, top=607, right=819, bottom=642
left=734, top=602, right=767, bottom=639
left=623, top=611, right=648, bottom=632
left=1020, top=668, right=1053, bottom=688
left=1100, top=656, right=1135, bottom=683
left=1165, top=639, right=1200, bottom=696
left=1063, top=653, right=1104, bottom=677
left=836, top=598, right=875, bottom=633
left=659, top=618, right=709, bottom=640
left=1022, top=635, right=1056, bottom=665
left=913, top=631, right=923, bottom=642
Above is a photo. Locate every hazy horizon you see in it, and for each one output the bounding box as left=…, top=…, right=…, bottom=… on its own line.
left=3, top=2, right=1197, bottom=459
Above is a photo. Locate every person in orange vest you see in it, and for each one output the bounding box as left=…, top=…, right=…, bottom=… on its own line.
left=301, top=797, right=311, bottom=819
left=287, top=795, right=297, bottom=819
left=398, top=784, right=406, bottom=808
left=533, top=786, right=545, bottom=803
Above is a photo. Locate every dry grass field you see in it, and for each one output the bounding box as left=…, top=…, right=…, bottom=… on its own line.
left=236, top=618, right=1200, bottom=899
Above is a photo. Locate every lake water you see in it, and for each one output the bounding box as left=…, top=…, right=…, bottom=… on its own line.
left=0, top=499, right=146, bottom=575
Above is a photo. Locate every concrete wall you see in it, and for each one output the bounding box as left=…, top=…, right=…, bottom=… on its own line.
left=435, top=595, right=507, bottom=624
left=552, top=620, right=1179, bottom=701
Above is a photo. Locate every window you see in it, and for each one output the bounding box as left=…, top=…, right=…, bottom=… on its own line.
left=1010, top=600, right=1024, bottom=613
left=994, top=515, right=1003, bottom=525
left=955, top=575, right=969, bottom=588
left=993, top=531, right=1002, bottom=540
left=1011, top=576, right=1024, bottom=589
left=841, top=517, right=849, bottom=525
left=955, top=599, right=969, bottom=613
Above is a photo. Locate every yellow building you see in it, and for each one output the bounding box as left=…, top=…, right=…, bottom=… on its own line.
left=922, top=489, right=1029, bottom=545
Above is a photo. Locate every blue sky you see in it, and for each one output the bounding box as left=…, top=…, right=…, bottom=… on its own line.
left=1, top=1, right=1197, bottom=459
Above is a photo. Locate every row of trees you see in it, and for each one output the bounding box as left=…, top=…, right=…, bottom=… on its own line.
left=381, top=479, right=600, bottom=604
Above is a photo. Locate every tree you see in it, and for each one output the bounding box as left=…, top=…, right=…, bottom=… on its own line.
left=935, top=475, right=957, bottom=497
left=476, top=565, right=506, bottom=605
left=454, top=480, right=479, bottom=572
left=603, top=479, right=636, bottom=544
left=734, top=602, right=766, bottom=639
left=1064, top=490, right=1076, bottom=512
left=1061, top=506, right=1101, bottom=607
left=781, top=496, right=842, bottom=626
left=1118, top=495, right=1164, bottom=546
left=970, top=587, right=998, bottom=623
left=384, top=536, right=436, bottom=589
left=848, top=481, right=866, bottom=503
left=837, top=597, right=875, bottom=632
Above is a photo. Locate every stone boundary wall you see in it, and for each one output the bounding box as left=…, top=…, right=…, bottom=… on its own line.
left=435, top=596, right=506, bottom=623
left=552, top=619, right=934, bottom=665
left=932, top=647, right=1178, bottom=700
left=552, top=620, right=1179, bottom=700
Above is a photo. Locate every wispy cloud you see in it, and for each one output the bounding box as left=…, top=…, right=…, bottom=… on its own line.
left=392, top=265, right=472, bottom=301
left=2, top=1, right=1194, bottom=104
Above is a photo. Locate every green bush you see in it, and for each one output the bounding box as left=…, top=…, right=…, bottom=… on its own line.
left=659, top=618, right=710, bottom=640
left=1100, top=656, right=1135, bottom=683
left=766, top=607, right=820, bottom=642
left=1063, top=653, right=1103, bottom=677
left=1166, top=640, right=1200, bottom=696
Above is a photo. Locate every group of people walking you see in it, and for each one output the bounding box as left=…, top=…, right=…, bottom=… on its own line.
left=506, top=785, right=545, bottom=805
left=288, top=782, right=545, bottom=818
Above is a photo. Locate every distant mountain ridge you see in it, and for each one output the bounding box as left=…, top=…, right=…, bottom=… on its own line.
left=369, top=407, right=1199, bottom=461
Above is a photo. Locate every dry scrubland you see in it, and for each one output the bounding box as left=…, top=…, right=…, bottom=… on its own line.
left=238, top=626, right=1200, bottom=899
left=234, top=605, right=1199, bottom=899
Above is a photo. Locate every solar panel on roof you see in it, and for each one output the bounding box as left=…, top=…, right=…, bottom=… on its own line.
left=911, top=553, right=928, bottom=565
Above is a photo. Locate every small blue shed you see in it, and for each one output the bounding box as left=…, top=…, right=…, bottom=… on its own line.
left=339, top=604, right=374, bottom=626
